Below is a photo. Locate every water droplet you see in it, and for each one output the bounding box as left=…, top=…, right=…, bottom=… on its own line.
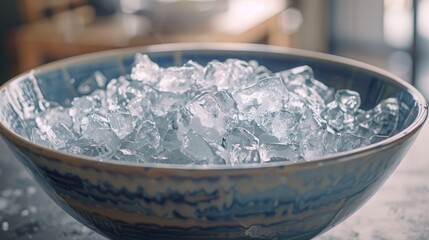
left=0, top=197, right=8, bottom=211
left=26, top=187, right=36, bottom=195
left=21, top=209, right=30, bottom=217
left=2, top=221, right=9, bottom=231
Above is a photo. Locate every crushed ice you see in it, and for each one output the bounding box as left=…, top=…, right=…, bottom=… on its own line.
left=25, top=55, right=400, bottom=165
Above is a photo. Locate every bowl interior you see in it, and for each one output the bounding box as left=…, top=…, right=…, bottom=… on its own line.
left=0, top=44, right=425, bottom=160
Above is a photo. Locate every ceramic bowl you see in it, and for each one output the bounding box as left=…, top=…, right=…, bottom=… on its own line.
left=0, top=43, right=427, bottom=240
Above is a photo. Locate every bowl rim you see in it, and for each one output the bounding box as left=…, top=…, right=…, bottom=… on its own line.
left=0, top=43, right=427, bottom=171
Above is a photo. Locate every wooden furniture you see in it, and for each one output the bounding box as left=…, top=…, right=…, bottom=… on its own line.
left=14, top=0, right=290, bottom=72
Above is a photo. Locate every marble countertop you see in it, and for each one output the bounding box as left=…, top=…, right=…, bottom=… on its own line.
left=1, top=123, right=428, bottom=240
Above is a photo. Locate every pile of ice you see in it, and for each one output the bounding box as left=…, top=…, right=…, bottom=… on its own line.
left=29, top=54, right=400, bottom=165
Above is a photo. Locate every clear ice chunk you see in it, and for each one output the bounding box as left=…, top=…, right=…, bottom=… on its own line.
left=107, top=110, right=133, bottom=139
left=127, top=97, right=151, bottom=119
left=180, top=130, right=215, bottom=164
left=259, top=143, right=301, bottom=162
left=277, top=65, right=314, bottom=83
left=80, top=113, right=119, bottom=158
left=226, top=59, right=256, bottom=89
left=131, top=53, right=160, bottom=84
left=176, top=92, right=227, bottom=142
left=335, top=132, right=370, bottom=152
left=27, top=54, right=401, bottom=165
left=162, top=128, right=181, bottom=151
left=299, top=129, right=326, bottom=159
left=90, top=90, right=108, bottom=115
left=69, top=95, right=99, bottom=132
left=46, top=122, right=76, bottom=149
left=66, top=138, right=114, bottom=159
left=277, top=66, right=334, bottom=103
left=284, top=83, right=326, bottom=113
left=260, top=110, right=297, bottom=143
left=222, top=128, right=260, bottom=164
left=113, top=148, right=145, bottom=163
left=249, top=60, right=272, bottom=81
left=106, top=76, right=134, bottom=111
left=321, top=100, right=356, bottom=132
left=157, top=66, right=195, bottom=94
left=294, top=108, right=326, bottom=143
left=35, top=106, right=72, bottom=132
left=335, top=89, right=361, bottom=113
left=357, top=98, right=399, bottom=136
left=232, top=76, right=289, bottom=123
left=134, top=120, right=161, bottom=151
left=30, top=128, right=52, bottom=147
left=152, top=90, right=188, bottom=117
left=203, top=60, right=231, bottom=90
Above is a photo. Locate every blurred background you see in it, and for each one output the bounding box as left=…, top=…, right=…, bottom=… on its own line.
left=1, top=0, right=429, bottom=97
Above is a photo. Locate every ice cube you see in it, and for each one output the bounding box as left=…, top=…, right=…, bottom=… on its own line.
left=80, top=113, right=120, bottom=156
left=127, top=97, right=151, bottom=119
left=184, top=60, right=205, bottom=83
left=131, top=53, right=160, bottom=84
left=259, top=110, right=297, bottom=143
left=113, top=148, right=145, bottom=163
left=321, top=101, right=356, bottom=131
left=226, top=59, right=256, bottom=89
left=257, top=133, right=280, bottom=144
left=157, top=66, right=195, bottom=94
left=214, top=90, right=237, bottom=113
left=107, top=110, right=133, bottom=139
left=152, top=90, right=188, bottom=117
left=278, top=66, right=334, bottom=103
left=106, top=76, right=133, bottom=111
left=46, top=122, right=76, bottom=149
left=69, top=95, right=98, bottom=132
left=287, top=84, right=326, bottom=113
left=35, top=106, right=72, bottom=132
left=203, top=60, right=230, bottom=90
left=30, top=128, right=52, bottom=147
left=283, top=95, right=307, bottom=118
left=180, top=130, right=215, bottom=164
left=77, top=71, right=107, bottom=95
left=222, top=128, right=260, bottom=164
left=90, top=90, right=108, bottom=115
left=66, top=138, right=114, bottom=159
left=230, top=145, right=260, bottom=164
left=294, top=108, right=326, bottom=143
left=307, top=78, right=335, bottom=103
left=259, top=143, right=301, bottom=162
left=208, top=142, right=229, bottom=164
left=277, top=65, right=314, bottom=83
left=232, top=76, right=289, bottom=122
left=134, top=120, right=161, bottom=151
left=335, top=132, right=370, bottom=152
left=249, top=60, right=272, bottom=81
left=176, top=92, right=227, bottom=142
left=162, top=128, right=181, bottom=151
left=299, top=129, right=326, bottom=159
left=357, top=98, right=399, bottom=136
left=335, top=89, right=361, bottom=113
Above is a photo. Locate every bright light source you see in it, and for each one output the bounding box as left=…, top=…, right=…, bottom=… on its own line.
left=418, top=0, right=429, bottom=39
left=280, top=8, right=303, bottom=34
left=383, top=0, right=413, bottom=49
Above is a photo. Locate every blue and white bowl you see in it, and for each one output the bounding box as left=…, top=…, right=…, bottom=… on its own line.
left=0, top=44, right=427, bottom=240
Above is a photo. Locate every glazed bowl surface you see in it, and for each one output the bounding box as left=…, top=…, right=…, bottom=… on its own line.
left=0, top=43, right=427, bottom=240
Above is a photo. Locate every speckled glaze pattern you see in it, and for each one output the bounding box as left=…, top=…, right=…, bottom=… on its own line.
left=0, top=44, right=427, bottom=240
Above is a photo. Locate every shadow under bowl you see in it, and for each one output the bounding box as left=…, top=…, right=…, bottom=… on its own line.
left=0, top=43, right=427, bottom=240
